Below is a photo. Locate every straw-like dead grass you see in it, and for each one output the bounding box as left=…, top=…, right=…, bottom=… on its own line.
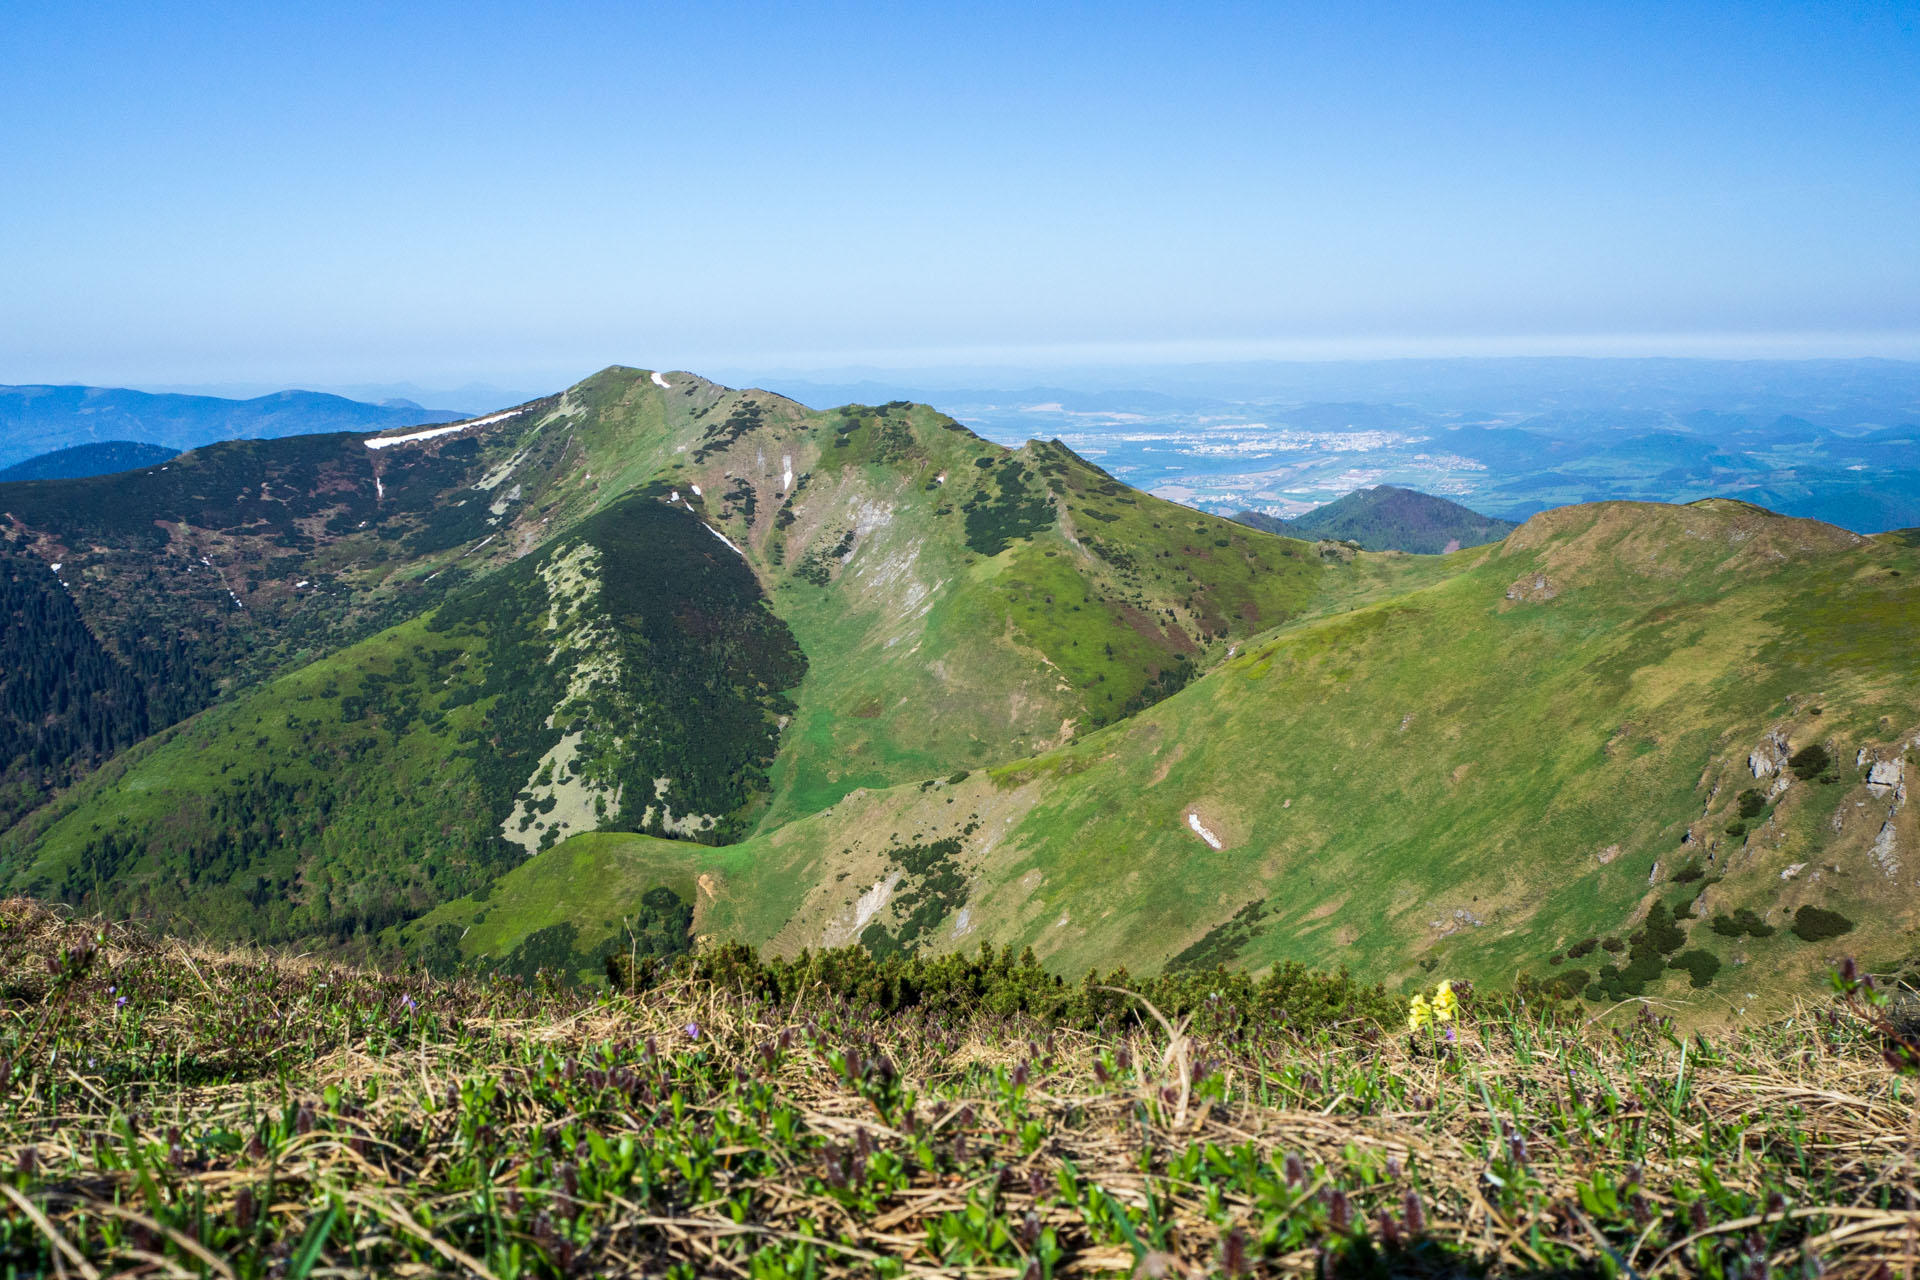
left=2, top=898, right=1916, bottom=1277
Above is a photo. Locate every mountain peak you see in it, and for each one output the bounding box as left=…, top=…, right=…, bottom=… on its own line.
left=1234, top=485, right=1515, bottom=554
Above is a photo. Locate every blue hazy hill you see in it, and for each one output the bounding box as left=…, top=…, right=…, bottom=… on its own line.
left=0, top=441, right=181, bottom=482
left=0, top=385, right=466, bottom=470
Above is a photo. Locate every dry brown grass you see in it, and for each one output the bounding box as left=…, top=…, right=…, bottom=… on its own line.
left=2, top=898, right=1918, bottom=1277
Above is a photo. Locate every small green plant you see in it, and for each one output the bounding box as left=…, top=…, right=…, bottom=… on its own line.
left=1, top=900, right=1915, bottom=1278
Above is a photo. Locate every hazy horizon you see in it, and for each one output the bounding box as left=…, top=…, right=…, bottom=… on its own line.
left=5, top=2, right=1916, bottom=390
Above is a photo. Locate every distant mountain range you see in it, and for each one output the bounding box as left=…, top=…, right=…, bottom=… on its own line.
left=0, top=441, right=181, bottom=482
left=0, top=384, right=468, bottom=470
left=775, top=361, right=1920, bottom=534
left=1233, top=485, right=1517, bottom=553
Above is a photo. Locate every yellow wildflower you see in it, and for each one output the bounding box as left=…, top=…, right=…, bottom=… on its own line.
left=1431, top=980, right=1459, bottom=1022
left=1406, top=993, right=1431, bottom=1032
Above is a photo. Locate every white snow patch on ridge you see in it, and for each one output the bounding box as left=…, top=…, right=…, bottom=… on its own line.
left=1186, top=811, right=1223, bottom=850
left=365, top=407, right=524, bottom=450
left=704, top=524, right=746, bottom=558
left=652, top=371, right=671, bottom=389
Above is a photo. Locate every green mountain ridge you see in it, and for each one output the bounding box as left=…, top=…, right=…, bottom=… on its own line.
left=2, top=368, right=1339, bottom=948
left=3, top=365, right=1913, bottom=1017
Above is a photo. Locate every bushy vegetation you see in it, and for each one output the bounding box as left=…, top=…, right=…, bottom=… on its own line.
left=5, top=900, right=1920, bottom=1278
left=610, top=938, right=1401, bottom=1036
left=1791, top=905, right=1856, bottom=942
left=960, top=456, right=1055, bottom=556
left=1710, top=907, right=1776, bottom=939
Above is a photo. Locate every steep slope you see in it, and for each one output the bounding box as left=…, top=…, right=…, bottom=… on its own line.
left=3, top=367, right=1349, bottom=949
left=0, top=441, right=179, bottom=481
left=509, top=370, right=1341, bottom=826
left=3, top=491, right=804, bottom=947
left=0, top=397, right=599, bottom=825
left=0, top=384, right=464, bottom=468
left=1236, top=485, right=1517, bottom=553
left=420, top=500, right=1920, bottom=1013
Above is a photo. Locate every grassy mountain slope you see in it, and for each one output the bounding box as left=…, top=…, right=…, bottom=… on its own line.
left=422, top=500, right=1920, bottom=1015
left=509, top=369, right=1342, bottom=826
left=13, top=363, right=1913, bottom=1012
left=4, top=367, right=1347, bottom=950
left=1236, top=484, right=1517, bottom=553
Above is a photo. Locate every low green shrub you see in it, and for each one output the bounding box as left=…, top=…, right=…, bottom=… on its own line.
left=1791, top=905, right=1855, bottom=942
left=1789, top=744, right=1833, bottom=781
left=1668, top=949, right=1722, bottom=989
left=1709, top=908, right=1775, bottom=939
left=610, top=940, right=1403, bottom=1034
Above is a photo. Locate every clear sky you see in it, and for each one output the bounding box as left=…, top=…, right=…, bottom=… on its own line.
left=4, top=0, right=1917, bottom=390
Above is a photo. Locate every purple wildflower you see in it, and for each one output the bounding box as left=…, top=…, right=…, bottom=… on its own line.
left=684, top=1022, right=701, bottom=1040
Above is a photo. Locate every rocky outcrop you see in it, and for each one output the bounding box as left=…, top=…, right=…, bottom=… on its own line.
left=1504, top=573, right=1559, bottom=602
left=1870, top=821, right=1899, bottom=878
left=1749, top=731, right=1790, bottom=779
left=1867, top=758, right=1905, bottom=797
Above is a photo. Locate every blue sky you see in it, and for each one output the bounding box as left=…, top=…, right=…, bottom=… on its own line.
left=3, top=1, right=1917, bottom=390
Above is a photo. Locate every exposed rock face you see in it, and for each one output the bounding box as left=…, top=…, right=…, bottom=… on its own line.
left=1867, top=759, right=1905, bottom=796
left=1870, top=821, right=1899, bottom=878
left=1749, top=731, right=1790, bottom=779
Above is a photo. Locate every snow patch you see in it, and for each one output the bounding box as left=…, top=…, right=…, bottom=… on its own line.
left=781, top=455, right=793, bottom=493
left=364, top=406, right=523, bottom=449
left=704, top=524, right=746, bottom=558
left=1186, top=811, right=1223, bottom=849
left=651, top=371, right=671, bottom=389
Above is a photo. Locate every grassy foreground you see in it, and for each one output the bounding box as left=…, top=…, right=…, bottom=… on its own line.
left=2, top=900, right=1917, bottom=1278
